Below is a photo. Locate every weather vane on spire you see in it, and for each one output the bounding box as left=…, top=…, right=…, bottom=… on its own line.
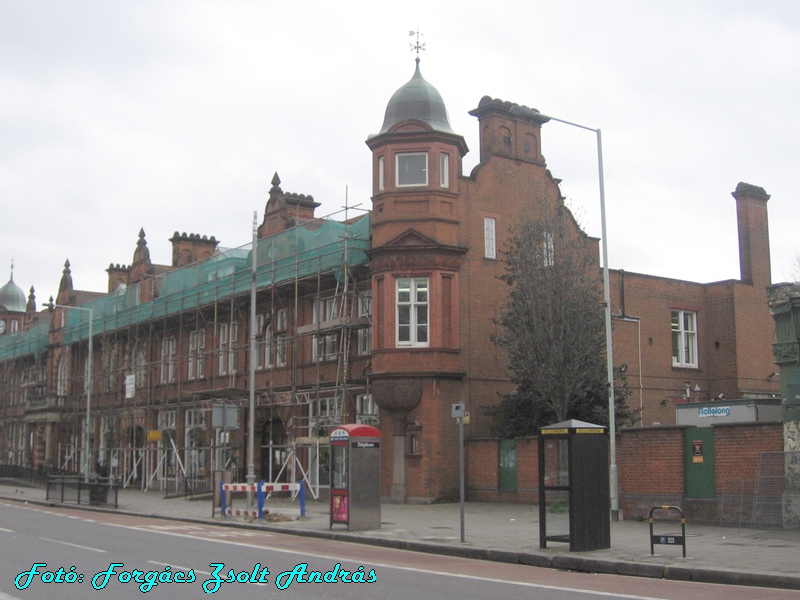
left=409, top=29, right=425, bottom=62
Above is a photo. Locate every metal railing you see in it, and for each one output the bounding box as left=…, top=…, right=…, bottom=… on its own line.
left=0, top=464, right=69, bottom=487
left=45, top=476, right=118, bottom=508
left=163, top=473, right=216, bottom=499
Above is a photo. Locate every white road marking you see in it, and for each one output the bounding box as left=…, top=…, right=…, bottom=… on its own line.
left=39, top=537, right=106, bottom=553
left=100, top=521, right=662, bottom=597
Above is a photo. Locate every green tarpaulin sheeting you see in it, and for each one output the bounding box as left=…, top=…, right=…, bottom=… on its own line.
left=0, top=216, right=370, bottom=360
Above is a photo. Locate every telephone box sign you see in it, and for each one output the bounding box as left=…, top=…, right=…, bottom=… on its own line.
left=353, top=441, right=379, bottom=449
left=330, top=424, right=381, bottom=438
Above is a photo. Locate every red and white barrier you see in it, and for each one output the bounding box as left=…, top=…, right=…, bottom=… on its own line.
left=215, top=481, right=302, bottom=519
left=223, top=482, right=299, bottom=494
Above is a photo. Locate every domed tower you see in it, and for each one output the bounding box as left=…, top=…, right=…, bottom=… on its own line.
left=0, top=265, right=27, bottom=335
left=366, top=58, right=468, bottom=247
left=366, top=59, right=469, bottom=502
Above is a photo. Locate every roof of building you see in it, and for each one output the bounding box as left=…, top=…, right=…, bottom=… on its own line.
left=0, top=275, right=26, bottom=313
left=377, top=59, right=453, bottom=135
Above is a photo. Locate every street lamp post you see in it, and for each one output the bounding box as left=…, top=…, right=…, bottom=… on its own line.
left=247, top=212, right=257, bottom=495
left=539, top=114, right=619, bottom=521
left=56, top=303, right=94, bottom=483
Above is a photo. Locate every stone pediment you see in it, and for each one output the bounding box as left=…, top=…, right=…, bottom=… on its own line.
left=384, top=229, right=439, bottom=248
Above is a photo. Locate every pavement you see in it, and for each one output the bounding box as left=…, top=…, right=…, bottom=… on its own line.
left=2, top=481, right=800, bottom=592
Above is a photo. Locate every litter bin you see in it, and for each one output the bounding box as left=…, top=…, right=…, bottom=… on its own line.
left=89, top=481, right=109, bottom=505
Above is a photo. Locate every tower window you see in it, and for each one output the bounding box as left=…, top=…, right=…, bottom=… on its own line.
left=378, top=156, right=385, bottom=191
left=396, top=152, right=428, bottom=187
left=396, top=277, right=429, bottom=347
left=440, top=153, right=449, bottom=188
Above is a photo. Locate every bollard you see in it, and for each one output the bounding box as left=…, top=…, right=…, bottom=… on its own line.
left=256, top=481, right=266, bottom=519
left=220, top=480, right=227, bottom=517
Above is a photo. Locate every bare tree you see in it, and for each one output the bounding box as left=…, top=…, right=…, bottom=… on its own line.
left=491, top=205, right=633, bottom=437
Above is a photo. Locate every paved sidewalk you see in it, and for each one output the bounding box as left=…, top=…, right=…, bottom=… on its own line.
left=2, top=482, right=799, bottom=591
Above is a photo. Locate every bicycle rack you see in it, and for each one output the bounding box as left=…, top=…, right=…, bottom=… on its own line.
left=649, top=505, right=687, bottom=558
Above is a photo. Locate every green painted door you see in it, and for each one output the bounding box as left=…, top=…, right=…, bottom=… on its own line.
left=499, top=439, right=518, bottom=491
left=684, top=427, right=715, bottom=498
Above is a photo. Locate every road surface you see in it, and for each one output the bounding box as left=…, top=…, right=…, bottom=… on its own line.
left=0, top=500, right=794, bottom=599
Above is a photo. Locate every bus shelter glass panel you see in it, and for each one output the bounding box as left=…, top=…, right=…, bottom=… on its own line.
left=542, top=438, right=570, bottom=541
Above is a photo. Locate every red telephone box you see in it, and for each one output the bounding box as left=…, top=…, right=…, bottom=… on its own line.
left=329, top=424, right=381, bottom=531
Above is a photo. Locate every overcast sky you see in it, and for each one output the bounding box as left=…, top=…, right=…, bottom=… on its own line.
left=2, top=0, right=799, bottom=305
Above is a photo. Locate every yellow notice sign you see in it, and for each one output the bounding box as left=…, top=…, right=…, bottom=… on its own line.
left=147, top=429, right=162, bottom=442
left=541, top=428, right=569, bottom=435
left=576, top=428, right=604, bottom=434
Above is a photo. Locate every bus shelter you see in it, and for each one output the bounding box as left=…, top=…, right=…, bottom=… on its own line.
left=538, top=419, right=610, bottom=551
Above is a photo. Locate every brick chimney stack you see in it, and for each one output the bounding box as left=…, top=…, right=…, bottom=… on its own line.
left=731, top=182, right=771, bottom=288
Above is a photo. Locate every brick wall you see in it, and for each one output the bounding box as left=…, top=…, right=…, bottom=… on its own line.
left=617, top=426, right=685, bottom=495
left=466, top=422, right=783, bottom=520
left=466, top=439, right=499, bottom=501
left=714, top=422, right=783, bottom=483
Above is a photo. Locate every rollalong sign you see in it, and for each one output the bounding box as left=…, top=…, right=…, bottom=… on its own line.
left=697, top=406, right=730, bottom=418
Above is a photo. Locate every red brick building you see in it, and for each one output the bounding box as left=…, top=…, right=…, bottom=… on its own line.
left=0, top=59, right=779, bottom=503
left=610, top=182, right=778, bottom=428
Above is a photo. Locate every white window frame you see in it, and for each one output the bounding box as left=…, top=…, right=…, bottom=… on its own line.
left=396, top=152, right=428, bottom=187
left=188, top=328, right=205, bottom=380
left=378, top=156, right=385, bottom=191
left=161, top=336, right=176, bottom=383
left=184, top=408, right=206, bottom=474
left=157, top=409, right=177, bottom=473
left=218, top=322, right=238, bottom=376
left=264, top=323, right=274, bottom=368
left=440, top=153, right=449, bottom=188
left=276, top=309, right=287, bottom=367
left=357, top=291, right=372, bottom=356
left=134, top=340, right=146, bottom=388
left=312, top=298, right=339, bottom=361
left=256, top=314, right=266, bottom=369
left=309, top=396, right=343, bottom=437
left=672, top=309, right=698, bottom=368
left=484, top=217, right=496, bottom=259
left=158, top=410, right=177, bottom=431
left=218, top=323, right=228, bottom=376
left=356, top=393, right=379, bottom=426
left=57, top=356, right=68, bottom=398
left=396, top=277, right=429, bottom=347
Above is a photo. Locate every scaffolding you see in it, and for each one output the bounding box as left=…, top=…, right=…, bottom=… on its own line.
left=0, top=211, right=374, bottom=499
